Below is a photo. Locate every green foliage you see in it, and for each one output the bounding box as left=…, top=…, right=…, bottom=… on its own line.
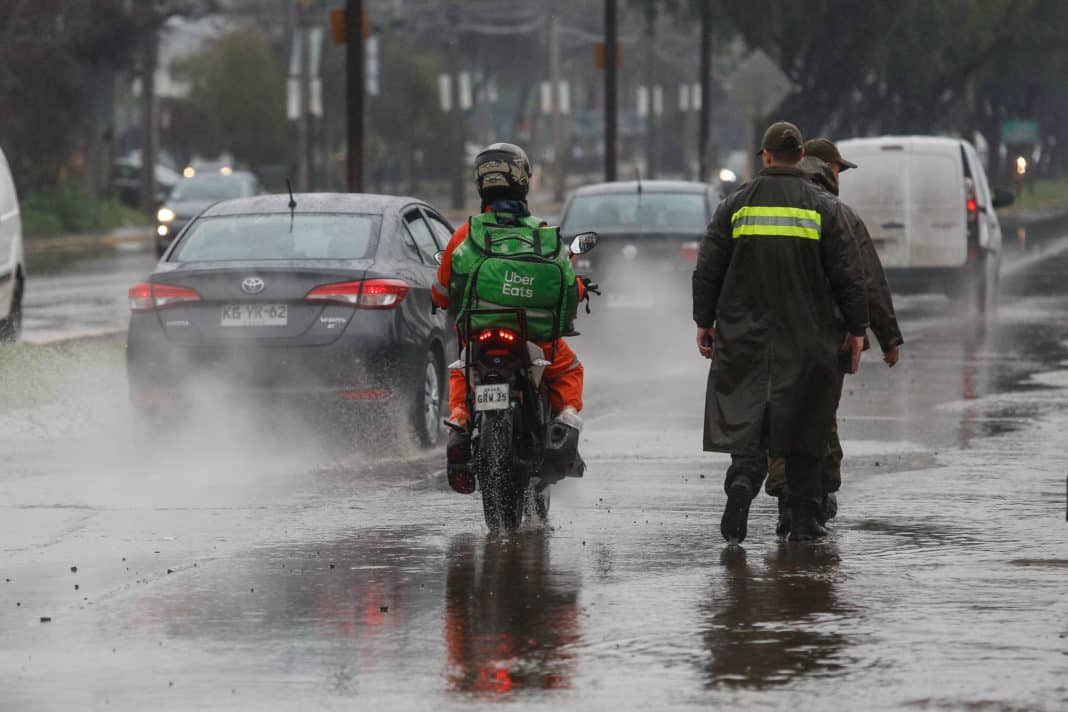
left=21, top=179, right=146, bottom=237
left=171, top=29, right=291, bottom=167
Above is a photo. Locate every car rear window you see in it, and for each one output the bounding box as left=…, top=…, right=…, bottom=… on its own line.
left=173, top=213, right=380, bottom=261
left=562, top=192, right=708, bottom=233
left=171, top=175, right=255, bottom=201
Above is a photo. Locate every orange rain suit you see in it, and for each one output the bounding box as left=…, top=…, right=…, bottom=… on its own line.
left=432, top=218, right=585, bottom=420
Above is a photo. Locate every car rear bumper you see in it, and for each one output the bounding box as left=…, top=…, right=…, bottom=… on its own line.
left=126, top=312, right=423, bottom=402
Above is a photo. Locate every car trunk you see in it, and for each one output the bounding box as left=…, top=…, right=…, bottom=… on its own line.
left=150, top=261, right=371, bottom=346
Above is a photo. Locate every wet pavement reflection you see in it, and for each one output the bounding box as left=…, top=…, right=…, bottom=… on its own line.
left=5, top=225, right=1068, bottom=709
left=701, top=545, right=854, bottom=690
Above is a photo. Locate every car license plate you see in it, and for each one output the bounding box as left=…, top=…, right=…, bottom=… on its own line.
left=221, top=304, right=288, bottom=327
left=474, top=384, right=509, bottom=411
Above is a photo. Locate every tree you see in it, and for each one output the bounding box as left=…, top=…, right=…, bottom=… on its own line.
left=171, top=29, right=292, bottom=169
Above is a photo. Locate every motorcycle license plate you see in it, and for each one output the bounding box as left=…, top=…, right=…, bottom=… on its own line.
left=474, top=384, right=510, bottom=411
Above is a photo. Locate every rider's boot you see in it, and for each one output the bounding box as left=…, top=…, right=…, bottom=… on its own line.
left=445, top=408, right=475, bottom=494
left=545, top=407, right=584, bottom=481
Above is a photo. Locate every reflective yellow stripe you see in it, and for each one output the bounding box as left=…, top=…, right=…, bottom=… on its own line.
left=732, top=224, right=821, bottom=240
left=730, top=206, right=822, bottom=225
left=730, top=206, right=822, bottom=240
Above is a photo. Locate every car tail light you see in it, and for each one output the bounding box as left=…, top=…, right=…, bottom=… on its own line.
left=129, top=282, right=202, bottom=312
left=680, top=240, right=700, bottom=263
left=305, top=279, right=410, bottom=309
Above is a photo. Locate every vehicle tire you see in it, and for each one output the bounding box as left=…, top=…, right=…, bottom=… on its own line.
left=0, top=274, right=23, bottom=343
left=411, top=347, right=445, bottom=447
left=478, top=410, right=524, bottom=533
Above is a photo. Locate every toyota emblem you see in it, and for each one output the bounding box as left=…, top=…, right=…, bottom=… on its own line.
left=241, top=277, right=265, bottom=294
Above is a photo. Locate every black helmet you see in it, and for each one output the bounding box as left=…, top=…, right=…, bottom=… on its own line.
left=473, top=142, right=532, bottom=203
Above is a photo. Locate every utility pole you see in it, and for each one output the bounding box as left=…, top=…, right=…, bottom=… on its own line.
left=549, top=3, right=566, bottom=201
left=140, top=26, right=159, bottom=214
left=604, top=0, right=618, bottom=182
left=698, top=0, right=712, bottom=182
left=345, top=0, right=364, bottom=192
left=643, top=12, right=657, bottom=179
left=446, top=0, right=465, bottom=210
left=297, top=12, right=312, bottom=192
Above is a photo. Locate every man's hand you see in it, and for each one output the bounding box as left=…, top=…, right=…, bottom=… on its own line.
left=841, top=334, right=864, bottom=374
left=883, top=345, right=900, bottom=368
left=697, top=327, right=715, bottom=359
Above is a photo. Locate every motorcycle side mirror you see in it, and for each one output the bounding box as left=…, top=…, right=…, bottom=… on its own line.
left=433, top=250, right=444, bottom=265
left=569, top=232, right=599, bottom=255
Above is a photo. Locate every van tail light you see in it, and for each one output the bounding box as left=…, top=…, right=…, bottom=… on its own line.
left=305, top=279, right=410, bottom=309
left=965, top=178, right=979, bottom=223
left=129, top=282, right=202, bottom=312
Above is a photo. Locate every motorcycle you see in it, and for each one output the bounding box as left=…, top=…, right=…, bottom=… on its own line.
left=450, top=232, right=599, bottom=532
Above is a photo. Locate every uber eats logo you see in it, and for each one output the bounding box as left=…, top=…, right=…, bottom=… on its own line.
left=502, top=270, right=534, bottom=298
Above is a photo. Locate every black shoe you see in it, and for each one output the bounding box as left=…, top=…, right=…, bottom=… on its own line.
left=788, top=502, right=828, bottom=542
left=446, top=430, right=475, bottom=494
left=819, top=493, right=838, bottom=524
left=775, top=496, right=791, bottom=537
left=721, top=481, right=753, bottom=543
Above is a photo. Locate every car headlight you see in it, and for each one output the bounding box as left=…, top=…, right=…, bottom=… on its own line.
left=622, top=244, right=638, bottom=261
left=157, top=207, right=176, bottom=223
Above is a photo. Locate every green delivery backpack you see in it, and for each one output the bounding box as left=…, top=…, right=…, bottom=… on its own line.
left=449, top=212, right=578, bottom=342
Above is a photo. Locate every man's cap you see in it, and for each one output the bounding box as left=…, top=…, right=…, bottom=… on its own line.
left=757, top=121, right=803, bottom=155
left=803, top=138, right=858, bottom=171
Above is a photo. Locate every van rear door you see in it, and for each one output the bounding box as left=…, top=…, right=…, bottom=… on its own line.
left=837, top=143, right=909, bottom=267
left=907, top=145, right=967, bottom=267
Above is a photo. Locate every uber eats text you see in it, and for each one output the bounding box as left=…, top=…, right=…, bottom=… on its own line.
left=502, top=270, right=535, bottom=299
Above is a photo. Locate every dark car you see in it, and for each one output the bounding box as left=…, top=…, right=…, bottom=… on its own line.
left=558, top=180, right=718, bottom=308
left=127, top=193, right=457, bottom=446
left=155, top=171, right=261, bottom=256
left=112, top=157, right=181, bottom=208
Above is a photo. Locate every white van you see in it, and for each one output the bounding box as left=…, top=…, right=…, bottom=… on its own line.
left=836, top=136, right=1013, bottom=309
left=0, top=146, right=24, bottom=341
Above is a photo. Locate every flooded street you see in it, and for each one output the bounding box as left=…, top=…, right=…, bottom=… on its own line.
left=3, top=231, right=1068, bottom=710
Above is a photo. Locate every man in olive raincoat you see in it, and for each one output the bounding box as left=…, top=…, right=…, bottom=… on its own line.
left=761, top=140, right=905, bottom=534
left=692, top=121, right=869, bottom=543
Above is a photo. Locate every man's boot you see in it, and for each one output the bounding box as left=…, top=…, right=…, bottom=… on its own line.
left=819, top=493, right=838, bottom=524
left=775, top=496, right=791, bottom=537
left=788, top=500, right=828, bottom=542
left=721, top=480, right=754, bottom=543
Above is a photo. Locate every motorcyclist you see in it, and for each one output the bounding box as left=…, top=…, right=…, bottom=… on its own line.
left=431, top=142, right=588, bottom=494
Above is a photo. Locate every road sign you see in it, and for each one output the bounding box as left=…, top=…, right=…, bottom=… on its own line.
left=1002, top=119, right=1039, bottom=145
left=728, top=49, right=793, bottom=119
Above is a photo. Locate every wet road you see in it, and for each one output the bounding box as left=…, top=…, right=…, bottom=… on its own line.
left=4, top=230, right=1068, bottom=710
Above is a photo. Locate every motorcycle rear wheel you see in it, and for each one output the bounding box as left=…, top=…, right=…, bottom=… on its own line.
left=478, top=410, right=525, bottom=532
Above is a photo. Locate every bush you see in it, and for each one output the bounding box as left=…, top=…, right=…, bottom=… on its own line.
left=21, top=178, right=147, bottom=237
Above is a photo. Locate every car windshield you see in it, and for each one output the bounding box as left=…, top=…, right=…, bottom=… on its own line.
left=171, top=175, right=254, bottom=202
left=173, top=213, right=380, bottom=261
left=562, top=192, right=708, bottom=233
